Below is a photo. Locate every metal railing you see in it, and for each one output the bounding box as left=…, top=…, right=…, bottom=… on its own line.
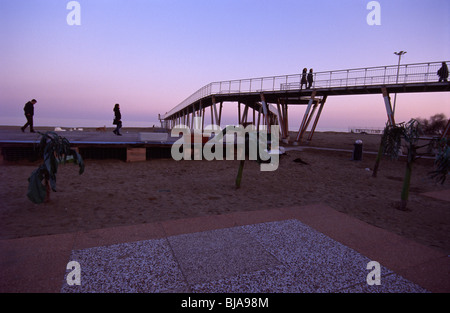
left=164, top=61, right=448, bottom=119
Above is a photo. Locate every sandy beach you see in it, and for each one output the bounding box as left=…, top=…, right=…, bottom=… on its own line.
left=0, top=128, right=449, bottom=255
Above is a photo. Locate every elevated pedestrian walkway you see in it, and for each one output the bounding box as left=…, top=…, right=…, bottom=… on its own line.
left=160, top=61, right=450, bottom=143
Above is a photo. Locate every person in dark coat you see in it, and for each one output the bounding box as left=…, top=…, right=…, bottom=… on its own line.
left=300, top=68, right=307, bottom=89
left=21, top=99, right=37, bottom=133
left=437, top=62, right=449, bottom=82
left=307, top=68, right=314, bottom=89
left=113, top=103, right=122, bottom=135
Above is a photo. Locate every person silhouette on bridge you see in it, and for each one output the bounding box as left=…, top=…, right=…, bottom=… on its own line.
left=307, top=68, right=314, bottom=88
left=301, top=68, right=307, bottom=89
left=438, top=62, right=449, bottom=82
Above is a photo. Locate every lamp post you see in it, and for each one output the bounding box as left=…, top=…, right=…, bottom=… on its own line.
left=393, top=50, right=407, bottom=115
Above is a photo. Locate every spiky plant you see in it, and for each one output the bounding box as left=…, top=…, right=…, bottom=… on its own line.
left=379, top=119, right=440, bottom=210
left=429, top=138, right=449, bottom=184
left=372, top=122, right=405, bottom=177
left=398, top=119, right=424, bottom=210
left=27, top=131, right=84, bottom=204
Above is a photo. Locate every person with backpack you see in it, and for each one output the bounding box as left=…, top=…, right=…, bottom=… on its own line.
left=437, top=62, right=449, bottom=82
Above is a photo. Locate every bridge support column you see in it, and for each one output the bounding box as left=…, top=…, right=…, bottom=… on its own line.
left=307, top=95, right=327, bottom=142
left=260, top=93, right=270, bottom=132
left=218, top=102, right=223, bottom=125
left=211, top=96, right=222, bottom=131
left=242, top=103, right=249, bottom=124
left=294, top=91, right=317, bottom=144
left=275, top=99, right=290, bottom=142
left=382, top=87, right=396, bottom=125
left=238, top=102, right=241, bottom=124
left=276, top=99, right=286, bottom=139
left=256, top=106, right=261, bottom=130
left=283, top=101, right=289, bottom=141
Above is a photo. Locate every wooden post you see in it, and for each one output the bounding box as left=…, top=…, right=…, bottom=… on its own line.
left=126, top=148, right=146, bottom=162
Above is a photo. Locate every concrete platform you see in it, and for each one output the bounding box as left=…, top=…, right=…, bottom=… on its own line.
left=0, top=128, right=175, bottom=145
left=0, top=128, right=178, bottom=162
left=0, top=204, right=448, bottom=294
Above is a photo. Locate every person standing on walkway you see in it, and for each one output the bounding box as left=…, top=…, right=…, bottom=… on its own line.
left=437, top=62, right=449, bottom=82
left=113, top=103, right=122, bottom=135
left=307, top=68, right=314, bottom=89
left=300, top=68, right=307, bottom=89
left=21, top=99, right=37, bottom=133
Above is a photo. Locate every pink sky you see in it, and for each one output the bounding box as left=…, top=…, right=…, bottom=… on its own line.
left=0, top=0, right=449, bottom=130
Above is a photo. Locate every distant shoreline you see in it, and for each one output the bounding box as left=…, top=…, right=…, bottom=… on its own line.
left=0, top=125, right=165, bottom=133
left=0, top=125, right=376, bottom=134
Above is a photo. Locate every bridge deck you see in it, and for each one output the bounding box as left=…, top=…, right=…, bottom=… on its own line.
left=161, top=61, right=450, bottom=121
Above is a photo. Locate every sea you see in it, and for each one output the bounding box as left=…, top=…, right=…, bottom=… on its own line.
left=0, top=116, right=382, bottom=133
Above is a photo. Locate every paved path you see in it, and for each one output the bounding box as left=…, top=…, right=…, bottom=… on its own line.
left=1, top=204, right=448, bottom=293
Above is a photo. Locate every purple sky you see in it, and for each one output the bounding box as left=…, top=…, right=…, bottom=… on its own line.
left=0, top=0, right=449, bottom=130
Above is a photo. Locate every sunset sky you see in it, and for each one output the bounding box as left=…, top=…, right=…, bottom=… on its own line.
left=0, top=0, right=449, bottom=130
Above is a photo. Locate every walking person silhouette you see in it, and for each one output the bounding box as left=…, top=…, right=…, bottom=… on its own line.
left=21, top=99, right=37, bottom=133
left=307, top=68, right=314, bottom=88
left=300, top=68, right=307, bottom=89
left=113, top=103, right=122, bottom=136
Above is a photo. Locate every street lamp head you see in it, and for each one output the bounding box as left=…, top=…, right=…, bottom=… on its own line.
left=394, top=51, right=407, bottom=56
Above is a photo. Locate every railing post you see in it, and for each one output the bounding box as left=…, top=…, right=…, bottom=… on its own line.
left=364, top=68, right=367, bottom=86
left=403, top=64, right=408, bottom=84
